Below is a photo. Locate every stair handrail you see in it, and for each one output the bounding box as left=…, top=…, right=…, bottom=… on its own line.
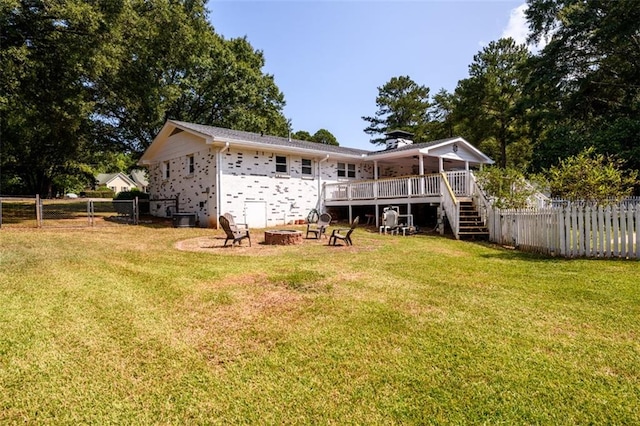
left=440, top=172, right=460, bottom=239
left=470, top=172, right=491, bottom=223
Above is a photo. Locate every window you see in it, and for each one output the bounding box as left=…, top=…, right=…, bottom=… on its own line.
left=337, top=162, right=356, bottom=178
left=121, top=187, right=129, bottom=193
left=302, top=158, right=313, bottom=176
left=163, top=161, right=170, bottom=179
left=275, top=155, right=288, bottom=174
left=187, top=155, right=195, bottom=175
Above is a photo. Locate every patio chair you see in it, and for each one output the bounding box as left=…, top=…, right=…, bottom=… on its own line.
left=379, top=209, right=399, bottom=235
left=329, top=216, right=359, bottom=246
left=306, top=212, right=332, bottom=239
left=219, top=214, right=251, bottom=247
left=223, top=212, right=248, bottom=232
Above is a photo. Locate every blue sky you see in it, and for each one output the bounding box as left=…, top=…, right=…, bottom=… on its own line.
left=206, top=1, right=531, bottom=150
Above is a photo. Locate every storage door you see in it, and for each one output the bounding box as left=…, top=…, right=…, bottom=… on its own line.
left=244, top=201, right=267, bottom=228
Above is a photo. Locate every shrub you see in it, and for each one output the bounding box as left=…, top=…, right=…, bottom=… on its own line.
left=84, top=186, right=115, bottom=198
left=475, top=167, right=543, bottom=209
left=546, top=147, right=637, bottom=204
left=113, top=189, right=150, bottom=214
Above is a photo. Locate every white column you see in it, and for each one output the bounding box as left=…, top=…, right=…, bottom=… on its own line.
left=419, top=155, right=425, bottom=195
left=438, top=157, right=444, bottom=172
left=374, top=160, right=378, bottom=199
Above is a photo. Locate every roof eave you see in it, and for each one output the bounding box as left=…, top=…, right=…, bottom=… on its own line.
left=208, top=138, right=366, bottom=159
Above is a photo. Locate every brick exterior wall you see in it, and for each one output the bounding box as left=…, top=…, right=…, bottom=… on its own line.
left=146, top=134, right=377, bottom=228
left=147, top=147, right=217, bottom=227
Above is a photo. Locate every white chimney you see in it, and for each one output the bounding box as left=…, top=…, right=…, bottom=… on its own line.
left=385, top=130, right=414, bottom=150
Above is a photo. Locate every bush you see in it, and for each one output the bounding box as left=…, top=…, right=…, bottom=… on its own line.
left=546, top=147, right=637, bottom=204
left=475, top=167, right=542, bottom=209
left=113, top=189, right=149, bottom=201
left=83, top=187, right=115, bottom=198
left=113, top=189, right=150, bottom=214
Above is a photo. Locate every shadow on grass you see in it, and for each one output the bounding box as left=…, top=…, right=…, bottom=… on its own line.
left=468, top=240, right=631, bottom=263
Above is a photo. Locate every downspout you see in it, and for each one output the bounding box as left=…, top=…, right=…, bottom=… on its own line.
left=215, top=141, right=230, bottom=229
left=317, top=154, right=329, bottom=210
left=374, top=160, right=379, bottom=228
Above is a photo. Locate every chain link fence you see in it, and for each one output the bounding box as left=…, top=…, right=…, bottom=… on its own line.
left=0, top=196, right=157, bottom=228
left=0, top=196, right=39, bottom=228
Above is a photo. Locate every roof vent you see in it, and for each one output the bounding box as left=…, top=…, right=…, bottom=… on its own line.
left=385, top=129, right=414, bottom=150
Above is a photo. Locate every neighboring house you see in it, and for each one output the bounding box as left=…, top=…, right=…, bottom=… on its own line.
left=95, top=172, right=138, bottom=194
left=138, top=120, right=494, bottom=233
left=130, top=169, right=149, bottom=193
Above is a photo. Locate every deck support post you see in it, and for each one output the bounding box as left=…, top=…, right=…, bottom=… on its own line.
left=437, top=206, right=445, bottom=235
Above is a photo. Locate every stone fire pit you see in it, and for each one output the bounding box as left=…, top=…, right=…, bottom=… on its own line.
left=264, top=229, right=303, bottom=245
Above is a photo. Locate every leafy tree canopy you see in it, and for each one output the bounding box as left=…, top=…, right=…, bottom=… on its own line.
left=524, top=0, right=640, bottom=176
left=362, top=76, right=431, bottom=145
left=292, top=129, right=339, bottom=145
left=292, top=130, right=313, bottom=141
left=0, top=0, right=288, bottom=196
left=311, top=129, right=338, bottom=146
left=453, top=38, right=531, bottom=169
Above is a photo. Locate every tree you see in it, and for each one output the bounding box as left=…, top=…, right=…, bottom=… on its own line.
left=428, top=89, right=457, bottom=139
left=1, top=0, right=127, bottom=196
left=524, top=0, right=640, bottom=175
left=292, top=131, right=313, bottom=141
left=291, top=128, right=339, bottom=145
left=0, top=0, right=290, bottom=196
left=311, top=129, right=338, bottom=146
left=546, top=148, right=637, bottom=204
left=362, top=76, right=431, bottom=145
left=453, top=38, right=531, bottom=169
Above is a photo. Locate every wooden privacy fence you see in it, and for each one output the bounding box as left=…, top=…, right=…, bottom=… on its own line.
left=488, top=205, right=639, bottom=259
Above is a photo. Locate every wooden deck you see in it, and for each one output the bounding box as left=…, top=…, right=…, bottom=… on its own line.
left=322, top=171, right=485, bottom=240
left=323, top=171, right=471, bottom=206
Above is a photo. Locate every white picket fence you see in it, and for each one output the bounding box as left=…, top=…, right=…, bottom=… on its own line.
left=488, top=204, right=640, bottom=259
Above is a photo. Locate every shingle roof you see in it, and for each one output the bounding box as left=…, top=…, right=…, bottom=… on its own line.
left=171, top=120, right=371, bottom=157
left=96, top=172, right=137, bottom=186
left=365, top=137, right=462, bottom=156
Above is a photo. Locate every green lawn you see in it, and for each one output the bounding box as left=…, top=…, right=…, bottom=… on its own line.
left=1, top=225, right=639, bottom=424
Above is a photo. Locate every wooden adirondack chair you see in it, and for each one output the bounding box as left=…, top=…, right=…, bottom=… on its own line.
left=219, top=214, right=251, bottom=247
left=306, top=212, right=332, bottom=239
left=328, top=216, right=359, bottom=246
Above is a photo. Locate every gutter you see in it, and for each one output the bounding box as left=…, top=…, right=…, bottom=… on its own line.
left=215, top=141, right=230, bottom=229
left=317, top=155, right=329, bottom=210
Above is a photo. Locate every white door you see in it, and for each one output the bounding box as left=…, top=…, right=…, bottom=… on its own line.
left=244, top=201, right=267, bottom=228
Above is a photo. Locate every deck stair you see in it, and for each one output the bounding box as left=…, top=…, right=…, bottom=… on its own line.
left=457, top=198, right=489, bottom=240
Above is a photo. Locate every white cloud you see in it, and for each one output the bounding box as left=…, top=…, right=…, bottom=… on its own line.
left=501, top=3, right=547, bottom=52
left=502, top=3, right=529, bottom=45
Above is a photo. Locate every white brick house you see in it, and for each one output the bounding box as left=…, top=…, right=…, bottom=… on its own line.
left=139, top=120, right=493, bottom=231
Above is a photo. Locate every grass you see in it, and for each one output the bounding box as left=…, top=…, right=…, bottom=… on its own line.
left=1, top=224, right=639, bottom=424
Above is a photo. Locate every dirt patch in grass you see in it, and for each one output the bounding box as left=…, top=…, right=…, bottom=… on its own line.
left=175, top=236, right=382, bottom=255
left=176, top=274, right=312, bottom=366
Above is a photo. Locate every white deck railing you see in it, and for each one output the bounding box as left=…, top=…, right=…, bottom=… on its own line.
left=440, top=172, right=460, bottom=239
left=470, top=172, right=491, bottom=227
left=446, top=170, right=470, bottom=196
left=324, top=172, right=466, bottom=202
